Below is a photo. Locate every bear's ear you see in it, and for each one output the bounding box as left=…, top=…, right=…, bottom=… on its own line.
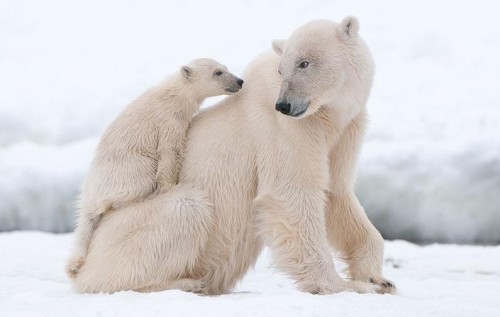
left=181, top=66, right=192, bottom=79
left=272, top=39, right=286, bottom=56
left=338, top=15, right=359, bottom=40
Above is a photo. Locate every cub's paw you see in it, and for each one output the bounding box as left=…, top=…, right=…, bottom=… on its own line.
left=66, top=255, right=85, bottom=279
left=153, top=182, right=174, bottom=196
left=369, top=276, right=397, bottom=294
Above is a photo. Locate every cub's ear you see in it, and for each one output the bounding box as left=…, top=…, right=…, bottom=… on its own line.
left=181, top=66, right=192, bottom=79
left=272, top=39, right=286, bottom=56
left=338, top=15, right=359, bottom=40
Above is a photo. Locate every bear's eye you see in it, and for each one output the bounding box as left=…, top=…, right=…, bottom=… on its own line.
left=278, top=69, right=282, bottom=75
left=214, top=70, right=223, bottom=76
left=298, top=61, right=309, bottom=69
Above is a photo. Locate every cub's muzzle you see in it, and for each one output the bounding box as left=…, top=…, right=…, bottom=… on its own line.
left=226, top=78, right=244, bottom=93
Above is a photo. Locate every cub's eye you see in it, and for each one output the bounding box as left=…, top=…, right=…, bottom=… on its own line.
left=298, top=61, right=309, bottom=69
left=278, top=69, right=282, bottom=75
left=214, top=71, right=223, bottom=76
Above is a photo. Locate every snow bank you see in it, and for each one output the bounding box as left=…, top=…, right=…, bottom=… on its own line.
left=0, top=139, right=96, bottom=232
left=1, top=0, right=499, bottom=242
left=358, top=141, right=500, bottom=244
left=1, top=232, right=499, bottom=317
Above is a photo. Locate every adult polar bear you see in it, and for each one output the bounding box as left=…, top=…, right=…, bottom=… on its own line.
left=72, top=17, right=395, bottom=295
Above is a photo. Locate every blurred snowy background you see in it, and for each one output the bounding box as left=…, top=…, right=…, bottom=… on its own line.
left=1, top=0, right=499, bottom=244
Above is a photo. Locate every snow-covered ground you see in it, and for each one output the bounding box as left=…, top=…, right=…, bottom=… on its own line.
left=1, top=0, right=499, bottom=243
left=0, top=232, right=499, bottom=317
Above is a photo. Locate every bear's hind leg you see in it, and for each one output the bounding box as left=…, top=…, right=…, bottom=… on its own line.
left=136, top=278, right=206, bottom=294
left=72, top=185, right=213, bottom=294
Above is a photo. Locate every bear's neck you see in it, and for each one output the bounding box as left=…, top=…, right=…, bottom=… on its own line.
left=274, top=104, right=365, bottom=149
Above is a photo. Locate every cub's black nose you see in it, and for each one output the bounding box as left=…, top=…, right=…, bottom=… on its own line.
left=275, top=102, right=291, bottom=115
left=237, top=79, right=244, bottom=87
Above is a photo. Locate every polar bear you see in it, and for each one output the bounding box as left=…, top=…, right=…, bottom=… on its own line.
left=66, top=59, right=243, bottom=279
left=70, top=17, right=395, bottom=295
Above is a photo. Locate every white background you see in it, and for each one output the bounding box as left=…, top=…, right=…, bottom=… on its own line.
left=1, top=0, right=499, bottom=243
left=1, top=1, right=500, bottom=316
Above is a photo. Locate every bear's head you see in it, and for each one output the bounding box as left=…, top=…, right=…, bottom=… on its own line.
left=181, top=58, right=244, bottom=98
left=272, top=16, right=374, bottom=121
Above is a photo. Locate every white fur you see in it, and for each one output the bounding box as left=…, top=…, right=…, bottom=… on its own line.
left=66, top=58, right=242, bottom=280
left=69, top=18, right=395, bottom=295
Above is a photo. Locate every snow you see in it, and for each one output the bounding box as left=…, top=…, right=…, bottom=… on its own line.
left=0, top=232, right=499, bottom=316
left=1, top=0, right=499, bottom=242
left=0, top=140, right=95, bottom=232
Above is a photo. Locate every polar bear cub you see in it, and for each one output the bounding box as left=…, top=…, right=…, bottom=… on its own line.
left=66, top=59, right=243, bottom=278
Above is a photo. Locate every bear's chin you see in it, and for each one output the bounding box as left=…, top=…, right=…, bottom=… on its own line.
left=289, top=108, right=307, bottom=118
left=289, top=105, right=323, bottom=119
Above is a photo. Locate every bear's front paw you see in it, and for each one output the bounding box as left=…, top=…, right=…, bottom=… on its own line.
left=369, top=276, right=397, bottom=294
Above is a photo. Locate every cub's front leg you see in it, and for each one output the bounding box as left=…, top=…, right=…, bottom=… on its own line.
left=155, top=146, right=180, bottom=195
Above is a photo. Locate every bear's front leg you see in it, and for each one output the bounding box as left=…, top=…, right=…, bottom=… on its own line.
left=325, top=191, right=396, bottom=294
left=253, top=193, right=378, bottom=294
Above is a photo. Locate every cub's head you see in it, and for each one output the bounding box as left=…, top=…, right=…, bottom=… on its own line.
left=272, top=16, right=374, bottom=119
left=181, top=58, right=243, bottom=98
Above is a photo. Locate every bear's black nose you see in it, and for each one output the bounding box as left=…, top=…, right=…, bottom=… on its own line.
left=275, top=102, right=291, bottom=115
left=237, top=79, right=244, bottom=87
